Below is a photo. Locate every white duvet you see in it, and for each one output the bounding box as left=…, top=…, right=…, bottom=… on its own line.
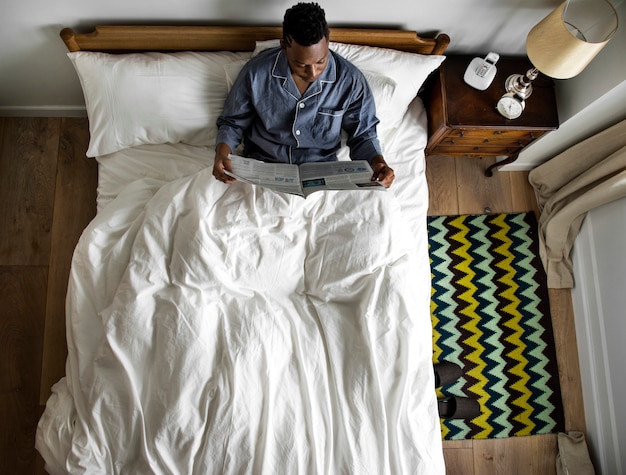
left=36, top=100, right=444, bottom=474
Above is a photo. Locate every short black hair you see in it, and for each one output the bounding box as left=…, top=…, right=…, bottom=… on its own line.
left=282, top=2, right=329, bottom=47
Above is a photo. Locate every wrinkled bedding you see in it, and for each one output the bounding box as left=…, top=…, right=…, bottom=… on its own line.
left=36, top=100, right=444, bottom=474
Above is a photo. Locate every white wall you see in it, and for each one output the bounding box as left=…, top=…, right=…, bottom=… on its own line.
left=0, top=0, right=565, bottom=114
left=571, top=196, right=626, bottom=475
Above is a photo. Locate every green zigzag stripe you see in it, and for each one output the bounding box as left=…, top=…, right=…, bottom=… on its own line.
left=465, top=215, right=511, bottom=437
left=427, top=212, right=565, bottom=440
left=430, top=217, right=464, bottom=363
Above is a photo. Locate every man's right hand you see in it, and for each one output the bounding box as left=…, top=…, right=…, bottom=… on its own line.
left=213, top=143, right=236, bottom=184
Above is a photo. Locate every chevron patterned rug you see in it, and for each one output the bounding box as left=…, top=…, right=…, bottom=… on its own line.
left=428, top=212, right=565, bottom=440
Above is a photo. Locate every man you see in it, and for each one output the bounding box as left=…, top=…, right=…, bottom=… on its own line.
left=213, top=2, right=396, bottom=188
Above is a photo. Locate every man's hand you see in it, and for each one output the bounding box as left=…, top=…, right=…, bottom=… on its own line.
left=371, top=155, right=395, bottom=188
left=213, top=143, right=236, bottom=184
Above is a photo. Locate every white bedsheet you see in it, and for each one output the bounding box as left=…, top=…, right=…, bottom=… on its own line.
left=36, top=99, right=444, bottom=474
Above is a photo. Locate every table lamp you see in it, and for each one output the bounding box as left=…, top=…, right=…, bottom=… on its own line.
left=505, top=0, right=619, bottom=101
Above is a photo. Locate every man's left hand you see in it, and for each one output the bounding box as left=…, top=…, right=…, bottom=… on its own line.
left=371, top=155, right=395, bottom=188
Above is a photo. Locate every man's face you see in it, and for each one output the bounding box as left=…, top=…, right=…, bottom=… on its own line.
left=281, top=37, right=330, bottom=84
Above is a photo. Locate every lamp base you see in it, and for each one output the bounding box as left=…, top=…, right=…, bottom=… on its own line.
left=505, top=68, right=539, bottom=99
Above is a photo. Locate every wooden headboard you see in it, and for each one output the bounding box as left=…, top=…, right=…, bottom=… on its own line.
left=60, top=25, right=450, bottom=55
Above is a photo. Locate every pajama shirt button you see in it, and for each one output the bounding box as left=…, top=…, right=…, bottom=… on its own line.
left=299, top=103, right=305, bottom=108
left=295, top=130, right=301, bottom=135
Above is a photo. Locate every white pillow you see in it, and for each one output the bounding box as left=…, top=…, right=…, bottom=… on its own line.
left=253, top=40, right=445, bottom=130
left=358, top=70, right=397, bottom=135
left=68, top=51, right=251, bottom=157
left=223, top=60, right=249, bottom=90
left=330, top=42, right=444, bottom=127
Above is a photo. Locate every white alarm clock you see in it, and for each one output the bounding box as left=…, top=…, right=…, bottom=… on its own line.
left=496, top=92, right=525, bottom=120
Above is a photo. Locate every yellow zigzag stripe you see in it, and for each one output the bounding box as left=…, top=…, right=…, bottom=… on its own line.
left=493, top=214, right=535, bottom=435
left=430, top=268, right=443, bottom=365
left=450, top=216, right=491, bottom=438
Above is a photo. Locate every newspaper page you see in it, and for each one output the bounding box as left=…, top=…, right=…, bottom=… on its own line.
left=225, top=154, right=385, bottom=198
left=225, top=155, right=302, bottom=195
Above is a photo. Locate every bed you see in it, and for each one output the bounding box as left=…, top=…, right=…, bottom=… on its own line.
left=36, top=25, right=450, bottom=474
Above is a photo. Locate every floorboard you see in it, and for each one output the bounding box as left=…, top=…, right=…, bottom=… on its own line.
left=426, top=154, right=458, bottom=216
left=548, top=288, right=586, bottom=432
left=455, top=157, right=513, bottom=215
left=510, top=170, right=540, bottom=216
left=0, top=266, right=47, bottom=475
left=0, top=117, right=60, bottom=266
left=40, top=118, right=97, bottom=404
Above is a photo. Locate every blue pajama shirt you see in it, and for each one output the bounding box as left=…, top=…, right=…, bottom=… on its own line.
left=216, top=47, right=382, bottom=165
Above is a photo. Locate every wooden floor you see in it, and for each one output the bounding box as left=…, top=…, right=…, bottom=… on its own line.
left=427, top=155, right=586, bottom=474
left=0, top=117, right=586, bottom=474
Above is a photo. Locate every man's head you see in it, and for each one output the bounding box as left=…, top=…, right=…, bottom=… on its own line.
left=281, top=3, right=330, bottom=85
left=282, top=2, right=329, bottom=47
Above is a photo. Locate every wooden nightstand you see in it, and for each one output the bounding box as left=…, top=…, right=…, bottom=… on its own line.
left=423, top=55, right=559, bottom=176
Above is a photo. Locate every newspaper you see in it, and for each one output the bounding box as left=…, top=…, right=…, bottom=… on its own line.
left=224, top=154, right=386, bottom=198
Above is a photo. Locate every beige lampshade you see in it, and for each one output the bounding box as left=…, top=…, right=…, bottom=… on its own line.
left=526, top=0, right=619, bottom=79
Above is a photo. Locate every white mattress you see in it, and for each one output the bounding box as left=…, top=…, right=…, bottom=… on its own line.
left=36, top=98, right=444, bottom=474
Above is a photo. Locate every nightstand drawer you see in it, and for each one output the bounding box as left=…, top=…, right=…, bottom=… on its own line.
left=446, top=129, right=539, bottom=141
left=428, top=128, right=548, bottom=156
left=429, top=143, right=524, bottom=156
left=437, top=131, right=537, bottom=147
